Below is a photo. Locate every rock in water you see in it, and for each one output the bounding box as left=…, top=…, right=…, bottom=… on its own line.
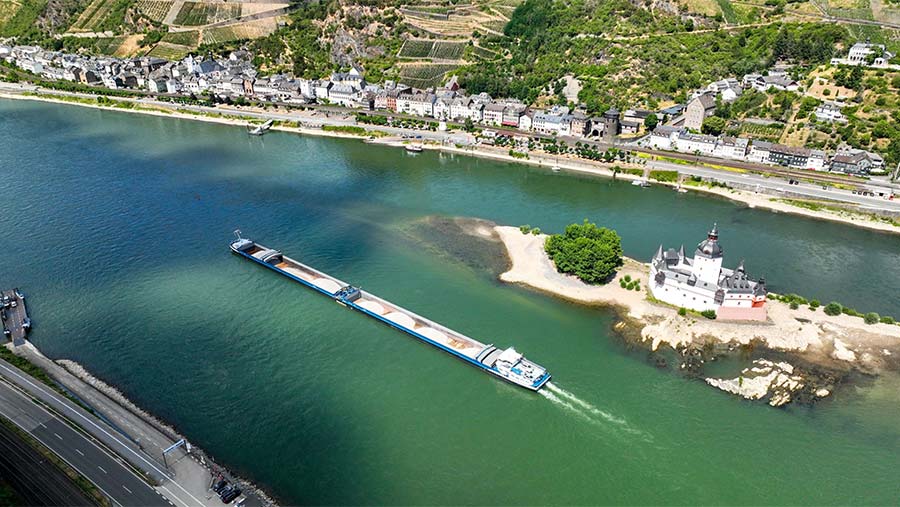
left=705, top=359, right=815, bottom=407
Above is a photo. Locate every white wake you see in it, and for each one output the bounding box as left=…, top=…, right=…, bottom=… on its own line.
left=545, top=382, right=627, bottom=425
left=540, top=382, right=647, bottom=439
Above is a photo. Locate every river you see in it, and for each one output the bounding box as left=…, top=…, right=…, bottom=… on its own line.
left=1, top=99, right=899, bottom=505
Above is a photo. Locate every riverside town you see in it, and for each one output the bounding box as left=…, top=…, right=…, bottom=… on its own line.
left=2, top=42, right=898, bottom=179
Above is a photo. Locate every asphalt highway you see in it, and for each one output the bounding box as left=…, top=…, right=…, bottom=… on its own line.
left=0, top=376, right=170, bottom=506
left=0, top=418, right=95, bottom=506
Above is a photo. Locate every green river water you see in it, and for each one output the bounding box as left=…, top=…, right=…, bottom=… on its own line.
left=1, top=99, right=899, bottom=505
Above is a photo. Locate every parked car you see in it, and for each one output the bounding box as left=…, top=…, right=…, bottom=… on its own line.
left=212, top=479, right=227, bottom=493
left=222, top=488, right=242, bottom=504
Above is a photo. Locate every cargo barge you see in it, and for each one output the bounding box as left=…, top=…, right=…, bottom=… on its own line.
left=230, top=232, right=550, bottom=391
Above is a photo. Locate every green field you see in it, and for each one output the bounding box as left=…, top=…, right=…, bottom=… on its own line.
left=146, top=41, right=191, bottom=59
left=399, top=63, right=458, bottom=87
left=162, top=29, right=199, bottom=45
left=174, top=1, right=240, bottom=26
left=740, top=121, right=785, bottom=139
left=469, top=44, right=498, bottom=61
left=398, top=39, right=466, bottom=60
left=825, top=0, right=874, bottom=18
left=201, top=25, right=243, bottom=44
left=94, top=35, right=127, bottom=53
left=135, top=0, right=171, bottom=22
left=71, top=0, right=131, bottom=32
left=398, top=39, right=434, bottom=58
left=715, top=0, right=739, bottom=23
left=431, top=41, right=465, bottom=59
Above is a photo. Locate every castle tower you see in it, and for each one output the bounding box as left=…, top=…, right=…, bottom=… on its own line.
left=692, top=224, right=724, bottom=285
left=602, top=107, right=620, bottom=143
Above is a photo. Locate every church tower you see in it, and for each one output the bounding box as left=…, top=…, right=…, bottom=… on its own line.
left=691, top=224, right=724, bottom=285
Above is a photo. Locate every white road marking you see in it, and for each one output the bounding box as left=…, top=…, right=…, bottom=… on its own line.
left=0, top=362, right=207, bottom=506
left=98, top=465, right=108, bottom=474
left=75, top=448, right=85, bottom=456
left=123, top=485, right=133, bottom=494
left=39, top=422, right=47, bottom=429
left=54, top=432, right=63, bottom=440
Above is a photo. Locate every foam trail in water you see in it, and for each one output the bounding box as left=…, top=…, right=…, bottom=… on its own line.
left=538, top=389, right=599, bottom=424
left=546, top=382, right=627, bottom=425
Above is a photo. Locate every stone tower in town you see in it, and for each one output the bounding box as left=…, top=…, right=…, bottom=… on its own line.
left=602, top=107, right=620, bottom=143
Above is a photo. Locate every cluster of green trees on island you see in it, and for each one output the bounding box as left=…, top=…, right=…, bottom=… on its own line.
left=544, top=220, right=623, bottom=284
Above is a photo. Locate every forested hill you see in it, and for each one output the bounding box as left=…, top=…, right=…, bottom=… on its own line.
left=456, top=0, right=848, bottom=112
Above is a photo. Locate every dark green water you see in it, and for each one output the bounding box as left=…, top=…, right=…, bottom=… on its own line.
left=2, top=99, right=899, bottom=505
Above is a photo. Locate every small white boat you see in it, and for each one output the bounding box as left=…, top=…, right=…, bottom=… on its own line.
left=631, top=179, right=650, bottom=187
left=405, top=144, right=423, bottom=153
left=551, top=165, right=561, bottom=172
left=248, top=119, right=274, bottom=136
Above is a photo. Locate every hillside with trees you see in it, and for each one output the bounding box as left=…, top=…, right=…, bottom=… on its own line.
left=456, top=1, right=848, bottom=113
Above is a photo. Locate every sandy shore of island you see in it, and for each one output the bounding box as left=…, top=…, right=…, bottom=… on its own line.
left=495, top=225, right=900, bottom=373
left=3, top=89, right=898, bottom=235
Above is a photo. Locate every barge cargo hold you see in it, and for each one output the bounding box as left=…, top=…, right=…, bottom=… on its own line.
left=230, top=232, right=551, bottom=391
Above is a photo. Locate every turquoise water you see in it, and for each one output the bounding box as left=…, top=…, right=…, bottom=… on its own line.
left=2, top=99, right=900, bottom=505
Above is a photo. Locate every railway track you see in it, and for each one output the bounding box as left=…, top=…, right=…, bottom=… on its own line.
left=634, top=147, right=881, bottom=188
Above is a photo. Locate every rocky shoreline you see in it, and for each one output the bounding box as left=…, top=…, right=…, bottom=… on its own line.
left=484, top=222, right=900, bottom=407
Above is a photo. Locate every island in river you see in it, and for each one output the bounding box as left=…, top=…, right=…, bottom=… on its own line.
left=489, top=224, right=900, bottom=406
left=7, top=98, right=900, bottom=505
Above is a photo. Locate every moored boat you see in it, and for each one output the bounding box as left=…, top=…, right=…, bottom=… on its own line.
left=230, top=232, right=550, bottom=391
left=405, top=144, right=423, bottom=153
left=247, top=119, right=274, bottom=136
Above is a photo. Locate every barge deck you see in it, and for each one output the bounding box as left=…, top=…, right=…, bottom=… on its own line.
left=230, top=233, right=550, bottom=391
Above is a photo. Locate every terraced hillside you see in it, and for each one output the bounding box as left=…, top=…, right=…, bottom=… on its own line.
left=398, top=39, right=466, bottom=60
left=134, top=0, right=170, bottom=22
left=173, top=1, right=240, bottom=26
left=69, top=0, right=130, bottom=32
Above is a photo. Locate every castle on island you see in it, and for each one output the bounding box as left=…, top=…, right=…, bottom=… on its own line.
left=649, top=225, right=768, bottom=321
